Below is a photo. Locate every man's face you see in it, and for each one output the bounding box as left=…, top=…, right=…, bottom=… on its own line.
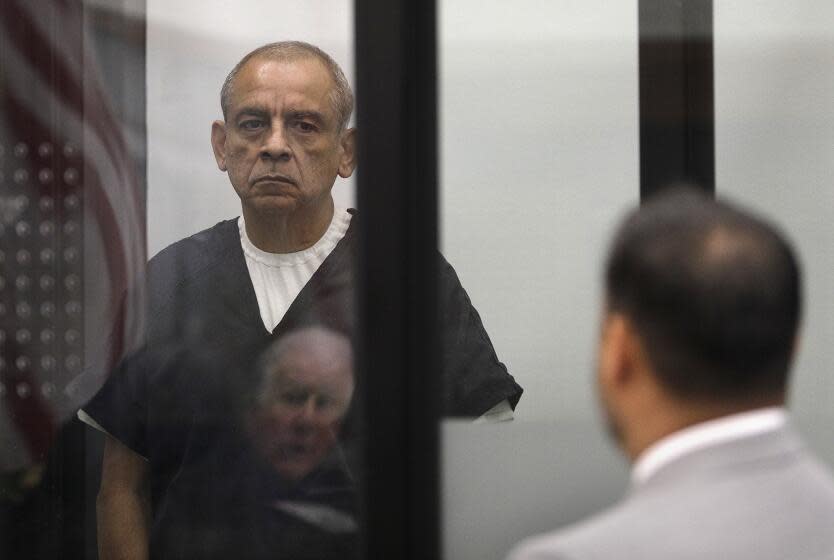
left=211, top=56, right=355, bottom=217
left=249, top=346, right=354, bottom=482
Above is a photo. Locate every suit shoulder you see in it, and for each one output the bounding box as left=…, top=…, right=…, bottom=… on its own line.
left=506, top=503, right=636, bottom=560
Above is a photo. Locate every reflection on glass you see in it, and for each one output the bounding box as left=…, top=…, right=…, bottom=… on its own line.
left=247, top=328, right=355, bottom=484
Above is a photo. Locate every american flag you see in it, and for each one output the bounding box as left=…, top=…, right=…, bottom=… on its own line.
left=0, top=0, right=146, bottom=471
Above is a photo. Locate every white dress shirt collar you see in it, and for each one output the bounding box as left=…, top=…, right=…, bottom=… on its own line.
left=631, top=406, right=788, bottom=485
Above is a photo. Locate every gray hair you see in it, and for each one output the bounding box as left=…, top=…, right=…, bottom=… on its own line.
left=254, top=326, right=354, bottom=407
left=220, top=41, right=354, bottom=131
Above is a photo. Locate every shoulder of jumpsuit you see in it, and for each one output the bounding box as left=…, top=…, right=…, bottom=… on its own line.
left=146, top=218, right=241, bottom=295
left=333, top=209, right=455, bottom=269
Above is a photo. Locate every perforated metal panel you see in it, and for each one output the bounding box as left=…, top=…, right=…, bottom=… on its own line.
left=0, top=139, right=84, bottom=417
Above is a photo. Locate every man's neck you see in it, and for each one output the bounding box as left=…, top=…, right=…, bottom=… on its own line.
left=243, top=198, right=335, bottom=254
left=624, top=395, right=785, bottom=462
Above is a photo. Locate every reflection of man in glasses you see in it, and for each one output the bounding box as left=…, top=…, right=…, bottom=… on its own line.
left=247, top=327, right=354, bottom=483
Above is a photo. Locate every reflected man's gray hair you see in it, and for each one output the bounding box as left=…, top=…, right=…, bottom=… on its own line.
left=220, top=41, right=354, bottom=131
left=254, top=326, right=354, bottom=407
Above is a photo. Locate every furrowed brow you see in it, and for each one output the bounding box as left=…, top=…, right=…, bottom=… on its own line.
left=234, top=107, right=270, bottom=122
left=287, top=109, right=326, bottom=126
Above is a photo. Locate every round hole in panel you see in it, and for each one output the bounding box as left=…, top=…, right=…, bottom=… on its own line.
left=37, top=142, right=53, bottom=158
left=15, top=302, right=31, bottom=319
left=38, top=168, right=54, bottom=184
left=65, top=300, right=82, bottom=316
left=64, top=195, right=80, bottom=211
left=64, top=274, right=80, bottom=291
left=16, top=382, right=31, bottom=398
left=39, top=221, right=55, bottom=237
left=16, top=249, right=31, bottom=266
left=15, top=275, right=32, bottom=291
left=15, top=221, right=31, bottom=237
left=63, top=168, right=79, bottom=185
left=40, top=301, right=55, bottom=318
left=13, top=169, right=29, bottom=184
left=65, top=355, right=81, bottom=372
left=13, top=142, right=28, bottom=158
left=39, top=275, right=55, bottom=291
left=15, top=275, right=31, bottom=291
left=16, top=329, right=31, bottom=344
left=41, top=382, right=56, bottom=398
left=40, top=248, right=55, bottom=265
left=40, top=329, right=55, bottom=344
left=39, top=196, right=54, bottom=212
left=41, top=355, right=56, bottom=372
left=65, top=329, right=80, bottom=345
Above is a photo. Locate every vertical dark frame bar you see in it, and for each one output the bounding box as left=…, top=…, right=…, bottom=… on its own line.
left=355, top=0, right=440, bottom=559
left=639, top=0, right=715, bottom=199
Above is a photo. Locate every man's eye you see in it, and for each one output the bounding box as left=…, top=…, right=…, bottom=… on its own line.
left=240, top=120, right=264, bottom=131
left=279, top=391, right=308, bottom=406
left=294, top=121, right=317, bottom=133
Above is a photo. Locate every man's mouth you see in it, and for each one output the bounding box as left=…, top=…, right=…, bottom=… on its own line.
left=272, top=442, right=309, bottom=460
left=254, top=174, right=296, bottom=186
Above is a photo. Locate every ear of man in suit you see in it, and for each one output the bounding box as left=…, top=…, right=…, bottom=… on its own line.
left=508, top=187, right=834, bottom=560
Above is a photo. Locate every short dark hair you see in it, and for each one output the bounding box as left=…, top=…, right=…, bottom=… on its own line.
left=220, top=41, right=354, bottom=130
left=605, top=188, right=801, bottom=402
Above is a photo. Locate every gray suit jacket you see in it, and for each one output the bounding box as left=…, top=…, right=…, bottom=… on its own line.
left=507, top=426, right=834, bottom=560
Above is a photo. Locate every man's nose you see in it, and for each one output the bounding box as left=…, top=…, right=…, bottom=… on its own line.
left=260, top=125, right=291, bottom=161
left=292, top=397, right=319, bottom=425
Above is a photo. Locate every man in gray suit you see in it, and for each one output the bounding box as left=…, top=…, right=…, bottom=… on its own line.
left=508, top=189, right=834, bottom=560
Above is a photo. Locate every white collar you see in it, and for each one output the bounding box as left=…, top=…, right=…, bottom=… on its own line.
left=631, top=406, right=788, bottom=485
left=238, top=207, right=350, bottom=267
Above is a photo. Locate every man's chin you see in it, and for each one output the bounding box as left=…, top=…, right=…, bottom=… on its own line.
left=271, top=458, right=316, bottom=482
left=247, top=195, right=299, bottom=214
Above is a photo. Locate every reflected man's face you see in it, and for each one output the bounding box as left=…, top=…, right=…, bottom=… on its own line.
left=249, top=341, right=354, bottom=482
left=211, top=56, right=355, bottom=217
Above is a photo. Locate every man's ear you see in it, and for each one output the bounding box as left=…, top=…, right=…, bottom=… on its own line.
left=211, top=120, right=228, bottom=172
left=599, top=313, right=638, bottom=390
left=337, top=128, right=357, bottom=179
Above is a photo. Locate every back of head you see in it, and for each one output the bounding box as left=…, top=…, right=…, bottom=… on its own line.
left=605, top=188, right=801, bottom=404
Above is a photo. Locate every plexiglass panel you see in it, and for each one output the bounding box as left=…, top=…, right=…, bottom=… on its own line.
left=440, top=2, right=638, bottom=558
left=2, top=2, right=361, bottom=558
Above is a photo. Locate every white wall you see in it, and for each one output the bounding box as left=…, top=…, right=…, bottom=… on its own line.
left=714, top=1, right=834, bottom=442
left=146, top=1, right=354, bottom=257
left=440, top=0, right=639, bottom=423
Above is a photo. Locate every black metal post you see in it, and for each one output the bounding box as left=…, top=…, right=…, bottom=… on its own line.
left=355, top=0, right=440, bottom=558
left=639, top=0, right=715, bottom=199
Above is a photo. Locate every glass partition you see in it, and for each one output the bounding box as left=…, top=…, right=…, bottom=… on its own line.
left=439, top=2, right=638, bottom=558
left=2, top=1, right=361, bottom=558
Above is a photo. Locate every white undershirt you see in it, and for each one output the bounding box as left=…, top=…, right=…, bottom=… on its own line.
left=240, top=208, right=351, bottom=332
left=631, top=406, right=788, bottom=485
